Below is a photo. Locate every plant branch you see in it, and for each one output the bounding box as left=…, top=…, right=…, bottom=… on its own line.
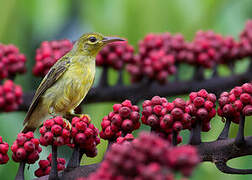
left=235, top=115, right=246, bottom=147
left=49, top=145, right=59, bottom=180
left=189, top=120, right=201, bottom=145
left=15, top=162, right=25, bottom=180
left=172, top=131, right=178, bottom=146
left=197, top=136, right=252, bottom=174
left=98, top=66, right=109, bottom=87
left=66, top=146, right=80, bottom=169
left=218, top=118, right=231, bottom=140
left=18, top=70, right=252, bottom=111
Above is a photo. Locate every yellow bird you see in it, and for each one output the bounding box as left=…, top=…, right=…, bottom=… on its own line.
left=22, top=32, right=124, bottom=132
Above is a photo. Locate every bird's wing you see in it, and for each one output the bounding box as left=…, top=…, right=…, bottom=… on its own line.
left=23, top=56, right=71, bottom=125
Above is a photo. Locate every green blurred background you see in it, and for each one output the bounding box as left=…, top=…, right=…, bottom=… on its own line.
left=0, top=0, right=252, bottom=179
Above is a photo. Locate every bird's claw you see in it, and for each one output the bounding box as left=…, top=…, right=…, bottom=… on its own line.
left=80, top=114, right=91, bottom=123
left=63, top=118, right=72, bottom=130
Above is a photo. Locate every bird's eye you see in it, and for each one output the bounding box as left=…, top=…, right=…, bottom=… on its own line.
left=88, top=36, right=97, bottom=43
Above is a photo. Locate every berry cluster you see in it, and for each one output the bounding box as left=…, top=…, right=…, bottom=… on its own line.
left=35, top=154, right=66, bottom=177
left=217, top=82, right=252, bottom=123
left=0, top=136, right=9, bottom=164
left=11, top=132, right=41, bottom=164
left=71, top=116, right=100, bottom=157
left=189, top=31, right=224, bottom=67
left=33, top=39, right=73, bottom=77
left=240, top=20, right=252, bottom=57
left=0, top=80, right=23, bottom=112
left=127, top=33, right=179, bottom=83
left=186, top=89, right=216, bottom=131
left=96, top=41, right=134, bottom=70
left=0, top=44, right=26, bottom=79
left=141, top=96, right=191, bottom=143
left=39, top=116, right=71, bottom=146
left=83, top=132, right=199, bottom=180
left=168, top=145, right=200, bottom=177
left=100, top=100, right=140, bottom=140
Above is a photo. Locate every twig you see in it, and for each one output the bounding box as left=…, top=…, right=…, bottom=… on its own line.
left=212, top=65, right=219, bottom=78
left=49, top=145, right=59, bottom=180
left=218, top=118, right=231, bottom=140
left=98, top=66, right=109, bottom=87
left=172, top=131, right=178, bottom=146
left=15, top=162, right=25, bottom=180
left=235, top=115, right=246, bottom=147
left=193, top=66, right=204, bottom=81
left=174, top=63, right=179, bottom=81
left=116, top=70, right=123, bottom=85
left=66, top=146, right=80, bottom=169
left=228, top=61, right=235, bottom=74
left=189, top=120, right=201, bottom=145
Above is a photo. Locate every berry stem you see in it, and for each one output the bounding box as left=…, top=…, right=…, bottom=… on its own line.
left=193, top=66, right=204, bottom=81
left=212, top=65, right=219, bottom=78
left=235, top=115, right=246, bottom=147
left=174, top=63, right=180, bottom=81
left=228, top=61, right=235, bottom=74
left=15, top=162, right=25, bottom=180
left=172, top=131, right=178, bottom=146
left=67, top=146, right=80, bottom=169
left=218, top=118, right=231, bottom=140
left=189, top=121, right=202, bottom=145
left=116, top=70, right=124, bottom=85
left=49, top=145, right=59, bottom=180
left=98, top=66, right=109, bottom=87
left=79, top=149, right=85, bottom=164
left=249, top=59, right=252, bottom=73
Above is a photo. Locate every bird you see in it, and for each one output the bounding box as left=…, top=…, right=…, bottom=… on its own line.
left=22, top=32, right=125, bottom=132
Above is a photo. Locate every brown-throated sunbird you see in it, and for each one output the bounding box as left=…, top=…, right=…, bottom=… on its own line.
left=22, top=33, right=124, bottom=132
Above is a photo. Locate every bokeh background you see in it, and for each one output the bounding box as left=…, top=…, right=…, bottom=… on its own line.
left=0, top=0, right=252, bottom=179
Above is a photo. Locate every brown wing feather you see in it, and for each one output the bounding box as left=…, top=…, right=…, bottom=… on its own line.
left=23, top=57, right=71, bottom=125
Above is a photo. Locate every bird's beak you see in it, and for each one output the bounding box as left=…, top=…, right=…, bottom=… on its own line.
left=102, top=36, right=125, bottom=43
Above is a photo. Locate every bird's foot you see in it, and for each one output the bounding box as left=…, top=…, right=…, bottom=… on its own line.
left=64, top=113, right=91, bottom=123
left=63, top=118, right=72, bottom=130
left=79, top=114, right=91, bottom=123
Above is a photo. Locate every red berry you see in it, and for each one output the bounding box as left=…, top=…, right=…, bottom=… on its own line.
left=240, top=93, right=251, bottom=104
left=193, top=97, right=205, bottom=107
left=122, top=119, right=133, bottom=132
left=243, top=105, right=252, bottom=116
left=196, top=108, right=208, bottom=120
left=119, top=107, right=131, bottom=118
left=15, top=148, right=26, bottom=160
left=75, top=133, right=86, bottom=144
left=197, top=89, right=208, bottom=98
left=24, top=141, right=35, bottom=152
left=171, top=108, right=183, bottom=120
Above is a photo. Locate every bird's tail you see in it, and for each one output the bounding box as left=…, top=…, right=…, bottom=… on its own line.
left=21, top=102, right=50, bottom=133
left=21, top=125, right=36, bottom=133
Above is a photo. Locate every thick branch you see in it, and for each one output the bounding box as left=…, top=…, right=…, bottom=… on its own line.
left=215, top=161, right=252, bottom=174
left=18, top=71, right=252, bottom=111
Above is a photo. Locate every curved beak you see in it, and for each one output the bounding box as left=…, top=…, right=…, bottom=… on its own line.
left=102, top=36, right=125, bottom=43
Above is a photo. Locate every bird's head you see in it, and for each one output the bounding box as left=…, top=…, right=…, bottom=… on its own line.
left=72, top=32, right=125, bottom=57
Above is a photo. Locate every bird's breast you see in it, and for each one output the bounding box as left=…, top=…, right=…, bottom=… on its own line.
left=44, top=59, right=96, bottom=113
